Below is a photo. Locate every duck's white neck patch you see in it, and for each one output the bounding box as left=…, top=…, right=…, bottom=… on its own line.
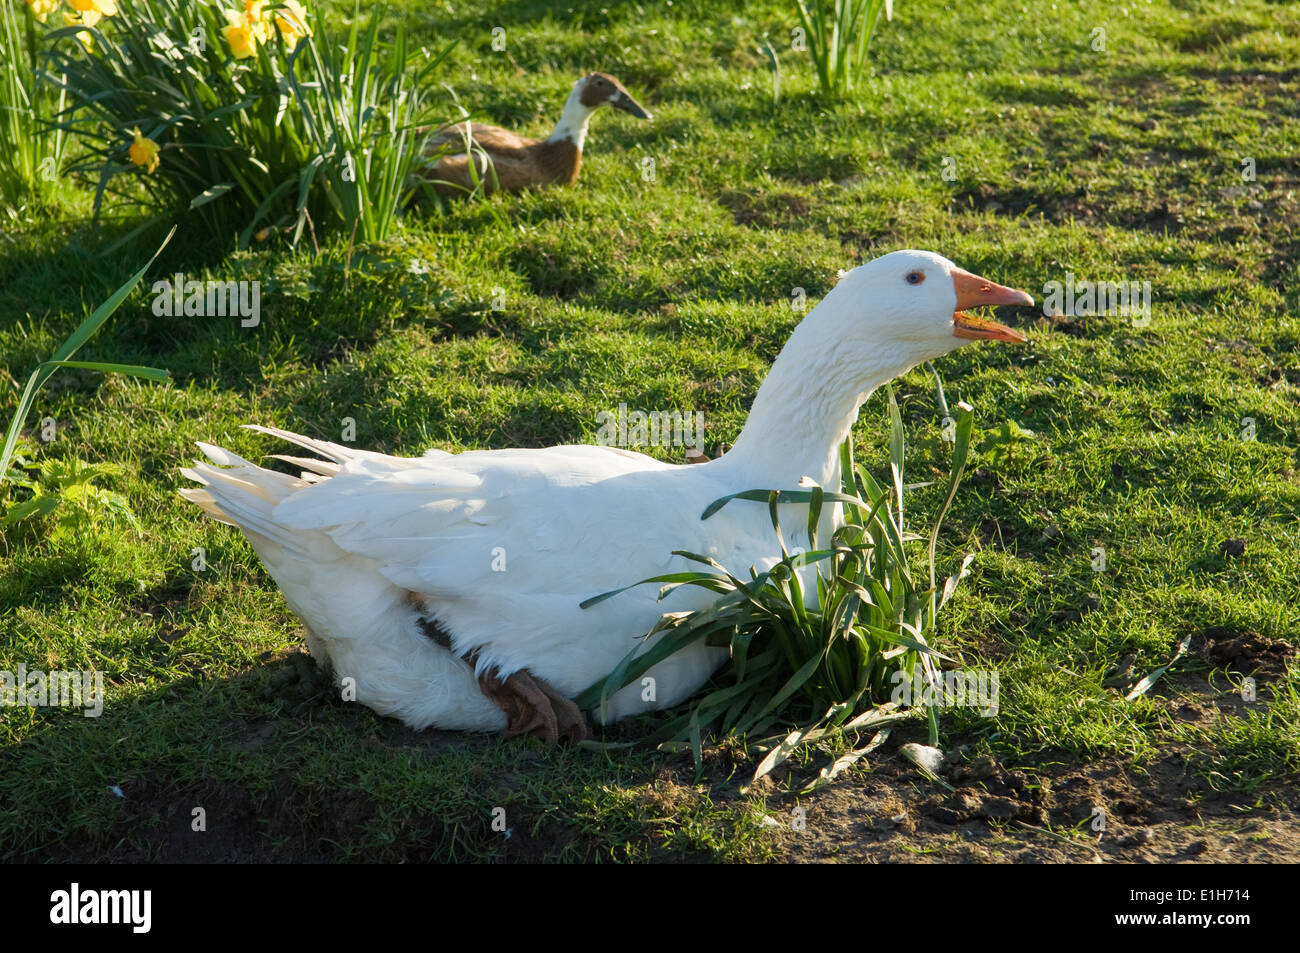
left=547, top=84, right=596, bottom=150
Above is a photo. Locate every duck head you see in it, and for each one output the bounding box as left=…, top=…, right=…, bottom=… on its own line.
left=577, top=72, right=652, bottom=119
left=548, top=72, right=651, bottom=147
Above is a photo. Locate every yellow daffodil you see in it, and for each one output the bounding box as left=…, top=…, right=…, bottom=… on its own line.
left=222, top=10, right=259, bottom=59
left=26, top=0, right=61, bottom=21
left=246, top=0, right=271, bottom=40
left=223, top=0, right=272, bottom=59
left=61, top=10, right=100, bottom=50
left=128, top=128, right=160, bottom=174
left=274, top=0, right=310, bottom=51
left=67, top=0, right=117, bottom=17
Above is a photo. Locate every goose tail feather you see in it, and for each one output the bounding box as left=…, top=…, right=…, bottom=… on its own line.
left=179, top=440, right=318, bottom=560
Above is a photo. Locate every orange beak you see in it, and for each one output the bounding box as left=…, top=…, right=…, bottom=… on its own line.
left=950, top=268, right=1034, bottom=343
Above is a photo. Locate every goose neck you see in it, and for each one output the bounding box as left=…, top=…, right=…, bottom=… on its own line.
left=713, top=317, right=914, bottom=489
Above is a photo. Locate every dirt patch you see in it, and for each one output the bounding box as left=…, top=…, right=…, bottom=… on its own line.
left=765, top=745, right=1299, bottom=863
left=716, top=189, right=811, bottom=230
left=714, top=648, right=1299, bottom=863
left=1259, top=365, right=1300, bottom=388
left=950, top=182, right=1078, bottom=222
left=1036, top=308, right=1111, bottom=338
left=1195, top=627, right=1296, bottom=680
left=950, top=182, right=1192, bottom=235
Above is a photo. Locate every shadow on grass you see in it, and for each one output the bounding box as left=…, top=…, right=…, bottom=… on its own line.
left=0, top=649, right=695, bottom=863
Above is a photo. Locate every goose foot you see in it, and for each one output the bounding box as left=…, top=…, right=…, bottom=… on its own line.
left=478, top=668, right=588, bottom=744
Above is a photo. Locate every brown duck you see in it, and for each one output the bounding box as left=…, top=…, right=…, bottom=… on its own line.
left=416, top=72, right=651, bottom=195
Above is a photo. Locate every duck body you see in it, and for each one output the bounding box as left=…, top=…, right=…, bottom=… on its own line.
left=426, top=124, right=584, bottom=192
left=183, top=251, right=1033, bottom=738
left=418, top=72, right=650, bottom=195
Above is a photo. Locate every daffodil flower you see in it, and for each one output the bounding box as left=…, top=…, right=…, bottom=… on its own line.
left=222, top=10, right=259, bottom=59
left=62, top=10, right=101, bottom=50
left=246, top=0, right=271, bottom=41
left=67, top=0, right=118, bottom=17
left=25, top=0, right=61, bottom=21
left=128, top=128, right=160, bottom=174
left=275, top=0, right=310, bottom=51
left=223, top=0, right=273, bottom=59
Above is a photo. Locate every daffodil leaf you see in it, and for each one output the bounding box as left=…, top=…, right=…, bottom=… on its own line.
left=190, top=183, right=236, bottom=209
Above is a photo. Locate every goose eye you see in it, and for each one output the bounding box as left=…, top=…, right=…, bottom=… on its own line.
left=905, top=271, right=925, bottom=286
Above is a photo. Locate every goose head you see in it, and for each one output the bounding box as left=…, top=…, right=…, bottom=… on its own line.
left=548, top=72, right=651, bottom=147
left=723, top=250, right=1034, bottom=487
left=826, top=249, right=1032, bottom=363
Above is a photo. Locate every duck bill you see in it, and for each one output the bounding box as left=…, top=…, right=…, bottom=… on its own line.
left=611, top=91, right=652, bottom=120
left=951, top=268, right=1033, bottom=343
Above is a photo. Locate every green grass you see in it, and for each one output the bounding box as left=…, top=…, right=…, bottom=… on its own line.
left=1, top=0, right=1298, bottom=861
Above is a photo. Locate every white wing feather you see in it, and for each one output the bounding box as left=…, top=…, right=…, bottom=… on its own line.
left=183, top=429, right=794, bottom=722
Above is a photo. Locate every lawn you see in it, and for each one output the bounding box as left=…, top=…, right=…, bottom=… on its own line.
left=1, top=0, right=1298, bottom=862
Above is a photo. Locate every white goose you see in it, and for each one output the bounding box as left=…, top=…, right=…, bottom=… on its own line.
left=181, top=251, right=1031, bottom=741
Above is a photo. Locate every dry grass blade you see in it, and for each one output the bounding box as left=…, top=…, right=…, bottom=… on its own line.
left=799, top=727, right=891, bottom=795
left=1125, top=635, right=1193, bottom=701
